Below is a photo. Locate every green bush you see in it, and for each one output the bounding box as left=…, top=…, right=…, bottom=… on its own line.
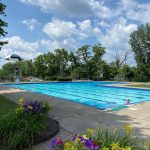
left=57, top=77, right=72, bottom=81
left=45, top=76, right=57, bottom=81
left=0, top=98, right=51, bottom=150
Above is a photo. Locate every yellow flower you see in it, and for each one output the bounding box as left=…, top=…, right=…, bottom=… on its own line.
left=19, top=98, right=24, bottom=104
left=125, top=147, right=131, bottom=150
left=87, top=128, right=94, bottom=135
left=76, top=137, right=81, bottom=142
left=64, top=141, right=74, bottom=150
left=83, top=134, right=88, bottom=140
left=111, top=142, right=119, bottom=150
left=123, top=124, right=133, bottom=134
left=28, top=105, right=33, bottom=110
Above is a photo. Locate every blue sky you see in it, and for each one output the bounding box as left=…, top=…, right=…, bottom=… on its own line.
left=0, top=0, right=150, bottom=67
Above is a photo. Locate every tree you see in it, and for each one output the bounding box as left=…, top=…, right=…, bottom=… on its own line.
left=112, top=50, right=132, bottom=69
left=76, top=45, right=91, bottom=63
left=1, top=62, right=14, bottom=76
left=55, top=49, right=69, bottom=76
left=129, top=23, right=150, bottom=66
left=44, top=52, right=58, bottom=77
left=92, top=44, right=105, bottom=62
left=17, top=60, right=34, bottom=77
left=121, top=65, right=135, bottom=81
left=129, top=23, right=150, bottom=81
left=34, top=55, right=47, bottom=78
left=0, top=1, right=8, bottom=50
left=92, top=44, right=105, bottom=80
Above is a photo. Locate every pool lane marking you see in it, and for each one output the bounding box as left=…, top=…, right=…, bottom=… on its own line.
left=23, top=84, right=125, bottom=102
left=35, top=83, right=150, bottom=97
left=14, top=85, right=117, bottom=104
left=28, top=84, right=150, bottom=101
left=10, top=84, right=150, bottom=103
left=21, top=83, right=150, bottom=97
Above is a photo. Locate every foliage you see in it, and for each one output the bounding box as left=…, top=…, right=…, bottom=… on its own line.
left=0, top=1, right=8, bottom=50
left=129, top=23, right=150, bottom=81
left=45, top=76, right=57, bottom=81
left=50, top=126, right=149, bottom=150
left=57, top=77, right=72, bottom=81
left=0, top=36, right=150, bottom=81
left=0, top=98, right=51, bottom=150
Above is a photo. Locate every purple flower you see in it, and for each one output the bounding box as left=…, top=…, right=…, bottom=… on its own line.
left=84, top=139, right=99, bottom=150
left=78, top=136, right=84, bottom=141
left=22, top=101, right=42, bottom=114
left=72, top=133, right=77, bottom=141
left=49, top=138, right=57, bottom=148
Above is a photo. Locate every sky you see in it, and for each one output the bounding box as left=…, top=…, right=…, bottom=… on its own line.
left=0, top=0, right=150, bottom=67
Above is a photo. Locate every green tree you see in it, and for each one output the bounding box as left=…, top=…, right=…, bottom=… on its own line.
left=44, top=52, right=58, bottom=78
left=92, top=44, right=105, bottom=80
left=34, top=55, right=47, bottom=79
left=0, top=1, right=8, bottom=50
left=55, top=48, right=69, bottom=76
left=17, top=60, right=34, bottom=77
left=76, top=45, right=91, bottom=63
left=129, top=23, right=150, bottom=81
left=1, top=62, right=13, bottom=76
left=121, top=65, right=135, bottom=81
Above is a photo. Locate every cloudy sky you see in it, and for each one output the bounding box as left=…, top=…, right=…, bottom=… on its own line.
left=0, top=0, right=150, bottom=67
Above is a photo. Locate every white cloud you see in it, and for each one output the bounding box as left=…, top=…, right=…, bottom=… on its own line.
left=19, top=0, right=92, bottom=17
left=0, top=36, right=41, bottom=67
left=117, top=0, right=150, bottom=23
left=78, top=19, right=101, bottom=39
left=89, top=0, right=112, bottom=19
left=98, top=20, right=110, bottom=27
left=43, top=18, right=101, bottom=40
left=40, top=38, right=77, bottom=51
left=100, top=19, right=137, bottom=53
left=43, top=18, right=76, bottom=39
left=19, top=0, right=112, bottom=19
left=15, top=0, right=150, bottom=65
left=22, top=18, right=38, bottom=31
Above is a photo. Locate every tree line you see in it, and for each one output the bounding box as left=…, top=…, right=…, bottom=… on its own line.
left=0, top=35, right=149, bottom=81
left=0, top=1, right=150, bottom=82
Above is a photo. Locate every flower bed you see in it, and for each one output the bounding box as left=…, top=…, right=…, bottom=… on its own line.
left=50, top=126, right=150, bottom=150
left=0, top=98, right=59, bottom=150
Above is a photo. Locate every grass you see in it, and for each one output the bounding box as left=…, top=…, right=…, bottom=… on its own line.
left=0, top=95, right=17, bottom=117
left=0, top=99, right=51, bottom=150
left=127, top=84, right=150, bottom=88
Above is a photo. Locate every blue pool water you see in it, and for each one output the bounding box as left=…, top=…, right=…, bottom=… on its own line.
left=7, top=82, right=150, bottom=109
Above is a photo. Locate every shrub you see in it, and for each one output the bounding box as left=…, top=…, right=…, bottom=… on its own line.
left=0, top=98, right=51, bottom=150
left=50, top=125, right=149, bottom=150
left=57, top=77, right=72, bottom=81
left=45, top=76, right=57, bottom=81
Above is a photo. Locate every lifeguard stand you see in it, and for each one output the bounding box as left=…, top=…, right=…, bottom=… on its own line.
left=5, top=54, right=23, bottom=83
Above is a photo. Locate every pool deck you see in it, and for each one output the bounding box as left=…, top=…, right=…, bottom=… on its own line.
left=103, top=82, right=150, bottom=90
left=0, top=86, right=150, bottom=150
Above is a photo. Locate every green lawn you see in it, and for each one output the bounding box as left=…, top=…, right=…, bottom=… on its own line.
left=0, top=95, right=17, bottom=117
left=127, top=84, right=150, bottom=88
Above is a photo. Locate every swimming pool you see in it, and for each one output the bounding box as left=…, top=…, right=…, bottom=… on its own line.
left=7, top=82, right=150, bottom=109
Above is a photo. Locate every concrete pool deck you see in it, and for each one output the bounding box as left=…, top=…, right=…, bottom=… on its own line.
left=103, top=82, right=150, bottom=90
left=0, top=86, right=150, bottom=149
